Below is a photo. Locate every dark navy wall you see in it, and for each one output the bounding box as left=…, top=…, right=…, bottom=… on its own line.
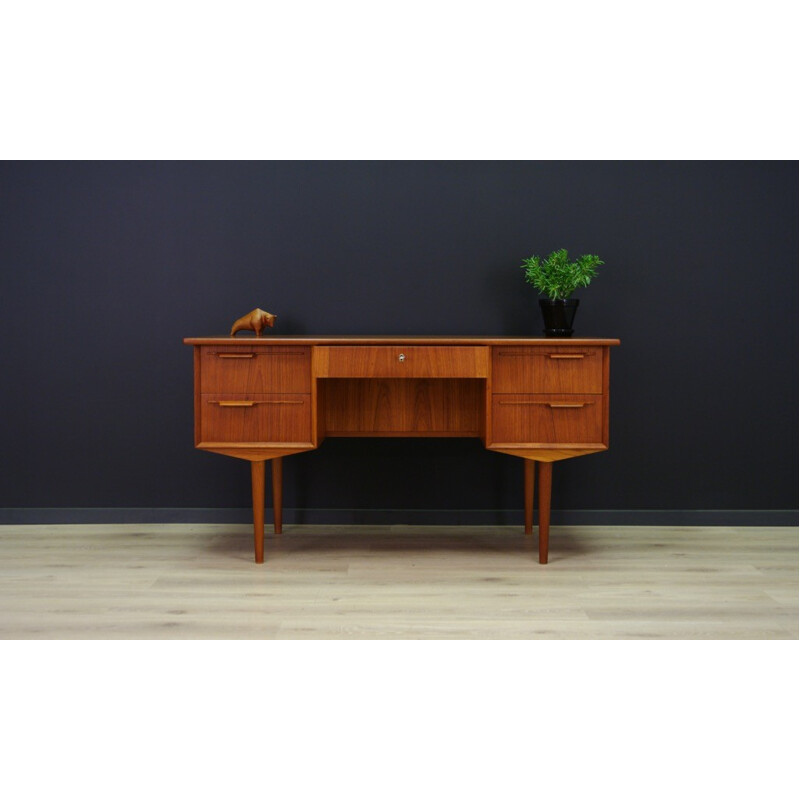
left=0, top=161, right=796, bottom=521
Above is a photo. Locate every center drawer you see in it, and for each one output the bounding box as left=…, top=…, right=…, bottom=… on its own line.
left=200, top=346, right=311, bottom=393
left=315, top=346, right=489, bottom=378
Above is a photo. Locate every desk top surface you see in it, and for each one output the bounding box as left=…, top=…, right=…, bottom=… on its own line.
left=184, top=335, right=621, bottom=346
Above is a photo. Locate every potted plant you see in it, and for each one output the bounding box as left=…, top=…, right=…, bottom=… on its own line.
left=520, top=248, right=604, bottom=337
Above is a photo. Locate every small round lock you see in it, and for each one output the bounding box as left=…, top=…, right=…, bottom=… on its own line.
left=398, top=353, right=406, bottom=362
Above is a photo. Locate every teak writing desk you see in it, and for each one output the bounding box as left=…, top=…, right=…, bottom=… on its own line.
left=183, top=336, right=620, bottom=564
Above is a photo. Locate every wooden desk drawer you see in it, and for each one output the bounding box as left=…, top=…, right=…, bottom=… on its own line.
left=492, top=346, right=602, bottom=393
left=316, top=346, right=488, bottom=378
left=200, top=346, right=311, bottom=393
left=492, top=394, right=603, bottom=444
left=200, top=394, right=311, bottom=443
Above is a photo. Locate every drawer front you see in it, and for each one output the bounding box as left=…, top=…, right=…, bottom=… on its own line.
left=200, top=346, right=311, bottom=393
left=318, top=346, right=489, bottom=378
left=492, top=394, right=603, bottom=444
left=492, top=346, right=602, bottom=393
left=201, top=394, right=312, bottom=443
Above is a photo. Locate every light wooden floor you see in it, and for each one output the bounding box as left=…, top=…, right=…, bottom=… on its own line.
left=0, top=524, right=796, bottom=639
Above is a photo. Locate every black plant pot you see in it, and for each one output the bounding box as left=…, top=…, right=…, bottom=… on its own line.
left=539, top=299, right=579, bottom=337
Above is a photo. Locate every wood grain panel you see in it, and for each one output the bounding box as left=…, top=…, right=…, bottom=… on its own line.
left=602, top=345, right=610, bottom=447
left=322, top=379, right=482, bottom=435
left=492, top=394, right=603, bottom=444
left=317, top=346, right=488, bottom=378
left=323, top=380, right=404, bottom=432
left=194, top=346, right=201, bottom=446
left=408, top=379, right=482, bottom=433
left=492, top=346, right=603, bottom=393
left=201, top=346, right=311, bottom=393
left=201, top=394, right=311, bottom=443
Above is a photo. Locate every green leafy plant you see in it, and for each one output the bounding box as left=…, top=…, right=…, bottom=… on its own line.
left=520, top=249, right=604, bottom=301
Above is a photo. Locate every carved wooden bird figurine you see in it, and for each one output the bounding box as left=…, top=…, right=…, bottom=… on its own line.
left=230, top=308, right=277, bottom=337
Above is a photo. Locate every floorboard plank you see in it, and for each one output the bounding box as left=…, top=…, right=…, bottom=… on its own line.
left=1, top=524, right=796, bottom=639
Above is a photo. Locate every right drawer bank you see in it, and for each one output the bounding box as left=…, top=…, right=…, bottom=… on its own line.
left=490, top=346, right=606, bottom=447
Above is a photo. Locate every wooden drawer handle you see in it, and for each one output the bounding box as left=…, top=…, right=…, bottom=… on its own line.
left=210, top=399, right=306, bottom=407
left=496, top=352, right=589, bottom=358
left=212, top=351, right=307, bottom=358
left=497, top=401, right=591, bottom=408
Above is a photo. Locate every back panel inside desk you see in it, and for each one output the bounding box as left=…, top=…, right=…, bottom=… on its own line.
left=0, top=161, right=797, bottom=521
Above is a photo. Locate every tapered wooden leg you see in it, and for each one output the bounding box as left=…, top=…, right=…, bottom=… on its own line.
left=524, top=459, right=535, bottom=535
left=272, top=457, right=283, bottom=535
left=251, top=460, right=265, bottom=564
left=538, top=461, right=552, bottom=564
